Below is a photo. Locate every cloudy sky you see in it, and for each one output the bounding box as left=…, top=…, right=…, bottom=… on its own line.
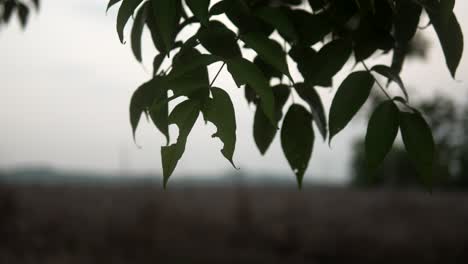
left=0, top=0, right=467, bottom=184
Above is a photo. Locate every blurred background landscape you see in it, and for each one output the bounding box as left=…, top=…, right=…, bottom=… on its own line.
left=1, top=0, right=468, bottom=263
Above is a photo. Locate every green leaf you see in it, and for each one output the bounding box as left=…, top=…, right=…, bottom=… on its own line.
left=186, top=0, right=210, bottom=26
left=440, top=0, right=455, bottom=24
left=253, top=85, right=290, bottom=154
left=150, top=0, right=180, bottom=53
left=365, top=100, right=399, bottom=171
left=429, top=8, right=464, bottom=78
left=169, top=48, right=210, bottom=100
left=197, top=21, right=242, bottom=59
left=153, top=53, right=165, bottom=76
left=241, top=32, right=291, bottom=80
left=146, top=1, right=166, bottom=53
left=17, top=3, right=29, bottom=28
left=107, top=0, right=122, bottom=12
left=130, top=77, right=168, bottom=142
left=394, top=1, right=422, bottom=44
left=131, top=4, right=147, bottom=62
left=329, top=71, right=374, bottom=142
left=289, top=45, right=331, bottom=87
left=400, top=111, right=435, bottom=189
left=371, top=65, right=408, bottom=101
left=312, top=39, right=352, bottom=86
left=253, top=56, right=282, bottom=79
left=285, top=9, right=331, bottom=46
left=116, top=0, right=143, bottom=43
left=294, top=83, right=327, bottom=140
left=202, top=87, right=237, bottom=167
left=281, top=104, right=314, bottom=189
left=256, top=7, right=298, bottom=42
left=161, top=100, right=200, bottom=187
left=226, top=58, right=276, bottom=125
left=168, top=54, right=221, bottom=79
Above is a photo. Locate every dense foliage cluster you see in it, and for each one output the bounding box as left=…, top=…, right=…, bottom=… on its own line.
left=0, top=0, right=38, bottom=29
left=108, top=0, right=463, bottom=188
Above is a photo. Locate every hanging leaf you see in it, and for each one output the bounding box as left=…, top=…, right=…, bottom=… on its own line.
left=285, top=9, right=332, bottom=46
left=17, top=3, right=29, bottom=28
left=294, top=83, right=327, bottom=140
left=289, top=45, right=331, bottom=87
left=312, top=39, right=352, bottom=86
left=186, top=0, right=210, bottom=26
left=241, top=32, right=292, bottom=80
left=197, top=21, right=242, bottom=59
left=394, top=1, right=422, bottom=44
left=169, top=48, right=210, bottom=100
left=226, top=58, right=276, bottom=125
left=365, top=100, right=399, bottom=171
left=371, top=64, right=408, bottom=101
left=168, top=54, right=221, bottom=79
left=116, top=0, right=143, bottom=43
left=202, top=87, right=237, bottom=167
left=400, top=111, right=435, bottom=189
left=256, top=7, right=298, bottom=42
left=161, top=100, right=200, bottom=187
left=131, top=4, right=147, bottom=62
left=440, top=0, right=455, bottom=24
left=428, top=7, right=464, bottom=78
left=107, top=0, right=122, bottom=12
left=329, top=71, right=374, bottom=142
left=146, top=1, right=166, bottom=53
left=150, top=0, right=180, bottom=53
left=253, top=85, right=290, bottom=155
left=130, top=77, right=168, bottom=142
left=153, top=53, right=165, bottom=76
left=281, top=104, right=314, bottom=189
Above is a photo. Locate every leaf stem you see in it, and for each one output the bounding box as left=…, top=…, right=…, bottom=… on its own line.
left=210, top=62, right=226, bottom=87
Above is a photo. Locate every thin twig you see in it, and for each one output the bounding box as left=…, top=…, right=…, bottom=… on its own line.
left=210, top=62, right=226, bottom=87
left=361, top=61, right=392, bottom=100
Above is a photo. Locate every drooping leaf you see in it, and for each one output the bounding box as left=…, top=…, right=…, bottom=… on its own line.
left=281, top=104, right=314, bottom=189
left=289, top=45, right=331, bottom=87
left=428, top=7, right=464, bottom=78
left=253, top=85, right=290, bottom=154
left=186, top=0, right=210, bottom=26
left=17, top=3, right=29, bottom=28
left=107, top=0, right=122, bottom=12
left=394, top=1, right=422, bottom=44
left=31, top=0, right=40, bottom=10
left=371, top=64, right=408, bottom=101
left=153, top=53, right=165, bottom=76
left=202, top=87, right=237, bottom=167
left=400, top=111, right=435, bottom=189
left=256, top=7, right=298, bottom=42
left=440, top=0, right=455, bottom=24
left=116, top=0, right=143, bottom=43
left=145, top=1, right=166, bottom=53
left=241, top=32, right=291, bottom=80
left=150, top=0, right=181, bottom=53
left=329, top=71, right=375, bottom=142
left=130, top=77, right=168, bottom=142
left=209, top=1, right=227, bottom=15
left=131, top=4, right=147, bottom=62
left=253, top=56, right=282, bottom=79
left=169, top=48, right=210, bottom=100
left=161, top=100, right=200, bottom=187
left=168, top=54, right=221, bottom=79
left=226, top=58, right=276, bottom=125
left=285, top=9, right=332, bottom=46
left=312, top=39, right=352, bottom=85
left=294, top=83, right=327, bottom=140
left=223, top=0, right=273, bottom=35
left=197, top=21, right=242, bottom=59
left=365, top=100, right=399, bottom=171
left=3, top=1, right=16, bottom=23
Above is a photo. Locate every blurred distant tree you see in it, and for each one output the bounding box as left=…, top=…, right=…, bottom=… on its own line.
left=352, top=94, right=468, bottom=190
left=0, top=0, right=39, bottom=29
left=108, top=0, right=464, bottom=188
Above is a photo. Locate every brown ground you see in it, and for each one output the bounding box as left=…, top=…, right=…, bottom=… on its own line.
left=1, top=182, right=468, bottom=264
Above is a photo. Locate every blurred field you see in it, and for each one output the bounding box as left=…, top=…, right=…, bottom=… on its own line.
left=1, top=180, right=468, bottom=264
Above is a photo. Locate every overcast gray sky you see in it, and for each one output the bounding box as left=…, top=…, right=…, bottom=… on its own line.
left=0, top=0, right=467, bottom=184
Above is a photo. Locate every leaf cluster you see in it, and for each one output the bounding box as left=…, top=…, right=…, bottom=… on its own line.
left=0, top=0, right=38, bottom=29
left=109, top=0, right=463, bottom=189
